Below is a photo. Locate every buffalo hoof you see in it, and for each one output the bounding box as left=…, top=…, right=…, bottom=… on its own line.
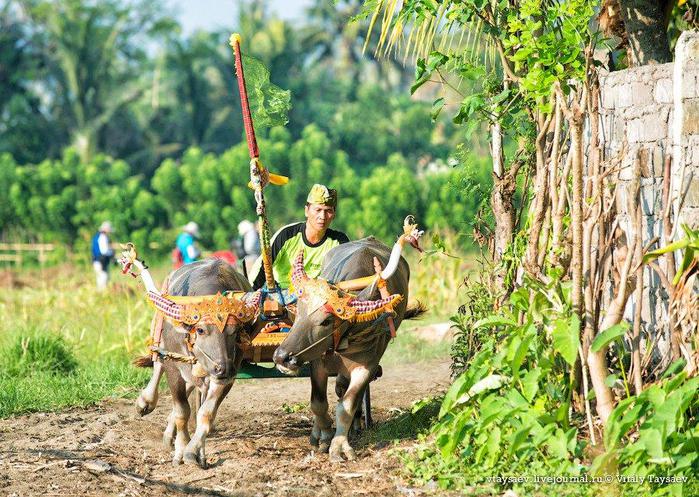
left=136, top=396, right=156, bottom=417
left=172, top=455, right=184, bottom=466
left=311, top=433, right=332, bottom=453
left=329, top=437, right=356, bottom=463
left=183, top=451, right=200, bottom=466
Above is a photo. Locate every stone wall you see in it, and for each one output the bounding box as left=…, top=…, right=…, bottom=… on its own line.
left=596, top=31, right=699, bottom=352
left=674, top=32, right=699, bottom=229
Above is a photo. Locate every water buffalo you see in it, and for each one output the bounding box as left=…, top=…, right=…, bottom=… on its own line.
left=273, top=237, right=424, bottom=462
left=130, top=258, right=257, bottom=466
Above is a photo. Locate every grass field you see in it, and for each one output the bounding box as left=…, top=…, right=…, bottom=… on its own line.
left=0, top=247, right=471, bottom=418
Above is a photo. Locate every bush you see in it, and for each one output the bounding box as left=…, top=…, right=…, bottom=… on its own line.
left=2, top=331, right=78, bottom=377
left=449, top=270, right=498, bottom=376
left=591, top=367, right=699, bottom=494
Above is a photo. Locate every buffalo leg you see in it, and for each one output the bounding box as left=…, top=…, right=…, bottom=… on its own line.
left=163, top=383, right=195, bottom=448
left=165, top=369, right=191, bottom=465
left=362, top=384, right=373, bottom=429
left=335, top=374, right=363, bottom=432
left=183, top=380, right=233, bottom=467
left=136, top=360, right=164, bottom=416
left=309, top=360, right=333, bottom=453
left=330, top=366, right=371, bottom=463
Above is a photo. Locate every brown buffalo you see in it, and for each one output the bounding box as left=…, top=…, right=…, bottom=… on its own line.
left=273, top=237, right=424, bottom=462
left=132, top=259, right=256, bottom=466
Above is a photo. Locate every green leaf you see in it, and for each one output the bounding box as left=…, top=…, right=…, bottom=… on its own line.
left=508, top=425, right=533, bottom=456
left=591, top=322, right=630, bottom=353
left=639, top=428, right=664, bottom=459
left=430, top=97, right=445, bottom=121
left=552, top=314, right=580, bottom=366
left=485, top=426, right=502, bottom=468
left=509, top=287, right=529, bottom=311
left=520, top=368, right=541, bottom=402
left=411, top=58, right=429, bottom=95
left=472, top=315, right=517, bottom=330
left=547, top=428, right=569, bottom=459
left=438, top=410, right=471, bottom=457
left=512, top=325, right=535, bottom=379
left=439, top=372, right=469, bottom=418
left=603, top=396, right=637, bottom=447
left=608, top=403, right=646, bottom=448
left=243, top=54, right=291, bottom=128
left=480, top=394, right=510, bottom=425
left=643, top=239, right=689, bottom=263
left=411, top=51, right=449, bottom=95
left=452, top=94, right=485, bottom=125
left=455, top=375, right=509, bottom=405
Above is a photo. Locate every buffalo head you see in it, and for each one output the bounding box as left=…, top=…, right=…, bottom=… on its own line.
left=273, top=252, right=401, bottom=373
left=153, top=291, right=258, bottom=381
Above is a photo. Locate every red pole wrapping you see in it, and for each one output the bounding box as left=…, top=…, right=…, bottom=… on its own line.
left=232, top=38, right=259, bottom=159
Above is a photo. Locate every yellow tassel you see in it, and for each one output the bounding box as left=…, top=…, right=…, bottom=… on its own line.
left=352, top=308, right=386, bottom=323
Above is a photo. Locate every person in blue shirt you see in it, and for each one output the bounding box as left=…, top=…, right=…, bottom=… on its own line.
left=91, top=221, right=115, bottom=290
left=176, top=221, right=201, bottom=265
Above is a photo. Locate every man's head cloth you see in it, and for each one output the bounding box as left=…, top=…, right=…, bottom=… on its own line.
left=306, top=184, right=337, bottom=209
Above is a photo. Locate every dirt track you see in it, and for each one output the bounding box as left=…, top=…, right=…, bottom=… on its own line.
left=0, top=359, right=452, bottom=497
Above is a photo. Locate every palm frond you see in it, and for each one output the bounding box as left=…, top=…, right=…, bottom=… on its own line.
left=361, top=0, right=496, bottom=76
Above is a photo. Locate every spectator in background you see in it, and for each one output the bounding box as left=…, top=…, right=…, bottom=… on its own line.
left=175, top=221, right=201, bottom=266
left=236, top=219, right=260, bottom=276
left=91, top=221, right=115, bottom=291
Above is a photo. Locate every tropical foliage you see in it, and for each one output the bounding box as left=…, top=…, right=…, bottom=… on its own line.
left=359, top=0, right=699, bottom=495
left=0, top=0, right=488, bottom=252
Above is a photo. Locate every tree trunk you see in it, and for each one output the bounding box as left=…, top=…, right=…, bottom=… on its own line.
left=525, top=113, right=551, bottom=275
left=490, top=118, right=516, bottom=292
left=570, top=105, right=584, bottom=322
left=618, top=0, right=673, bottom=65
left=72, top=128, right=97, bottom=163
left=491, top=122, right=512, bottom=251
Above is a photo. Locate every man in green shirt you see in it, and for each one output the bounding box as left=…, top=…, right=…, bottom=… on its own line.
left=249, top=184, right=350, bottom=290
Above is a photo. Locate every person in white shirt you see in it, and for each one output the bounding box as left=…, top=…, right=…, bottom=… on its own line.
left=91, top=221, right=115, bottom=291
left=236, top=219, right=260, bottom=275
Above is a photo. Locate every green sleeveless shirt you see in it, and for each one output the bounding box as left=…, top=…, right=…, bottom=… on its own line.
left=249, top=222, right=350, bottom=290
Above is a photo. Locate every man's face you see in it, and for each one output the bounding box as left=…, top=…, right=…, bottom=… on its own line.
left=305, top=203, right=336, bottom=232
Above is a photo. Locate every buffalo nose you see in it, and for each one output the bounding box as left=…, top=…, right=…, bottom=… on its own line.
left=213, top=362, right=225, bottom=375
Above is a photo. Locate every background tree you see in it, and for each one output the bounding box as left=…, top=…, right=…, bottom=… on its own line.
left=16, top=0, right=175, bottom=163
left=0, top=3, right=58, bottom=163
left=618, top=0, right=674, bottom=65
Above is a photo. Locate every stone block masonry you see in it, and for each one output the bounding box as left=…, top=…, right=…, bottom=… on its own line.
left=596, top=31, right=698, bottom=356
